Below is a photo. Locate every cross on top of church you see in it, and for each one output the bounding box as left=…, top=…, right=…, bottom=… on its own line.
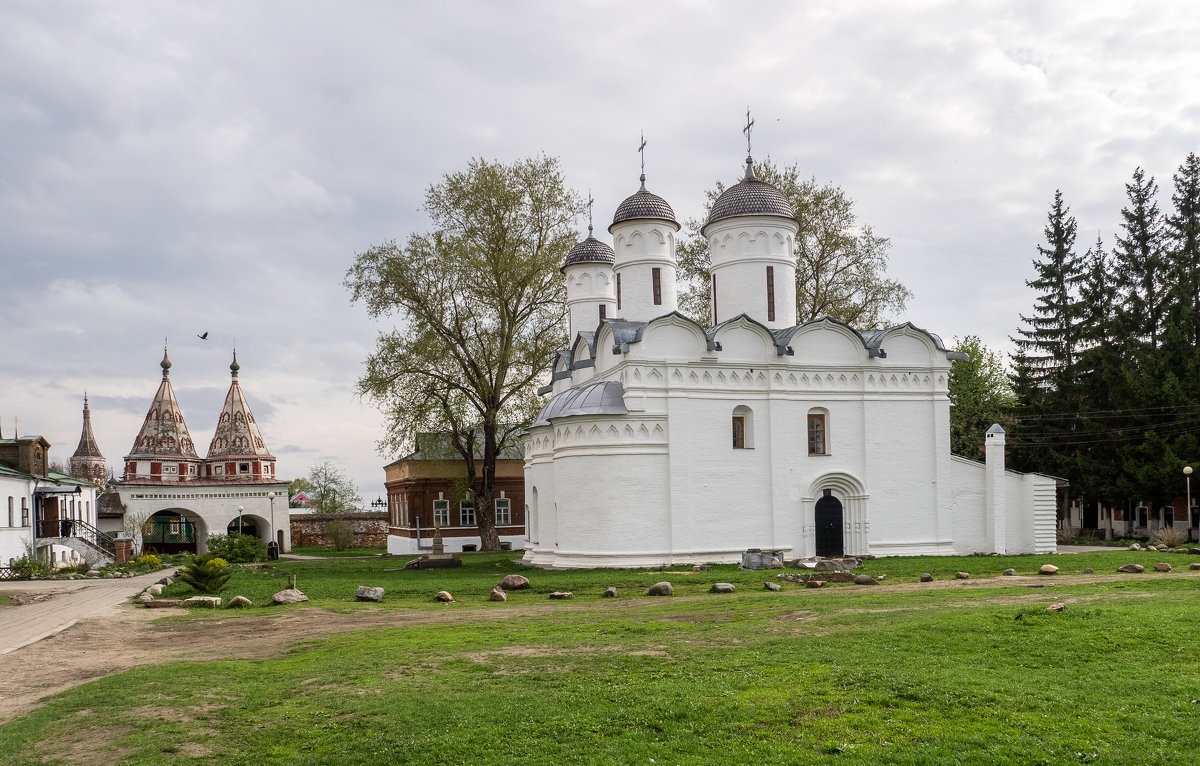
left=587, top=189, right=594, bottom=236
left=743, top=107, right=755, bottom=156
left=638, top=131, right=647, bottom=174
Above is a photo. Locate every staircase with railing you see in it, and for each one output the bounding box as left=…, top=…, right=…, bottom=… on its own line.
left=36, top=518, right=117, bottom=563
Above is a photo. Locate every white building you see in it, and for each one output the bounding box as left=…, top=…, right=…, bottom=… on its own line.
left=113, top=349, right=290, bottom=555
left=522, top=154, right=1057, bottom=568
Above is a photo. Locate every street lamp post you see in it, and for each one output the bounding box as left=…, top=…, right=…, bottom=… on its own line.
left=237, top=505, right=244, bottom=535
left=1185, top=466, right=1193, bottom=542
left=267, top=491, right=276, bottom=549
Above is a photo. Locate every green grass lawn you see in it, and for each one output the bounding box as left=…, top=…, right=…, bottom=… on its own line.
left=3, top=550, right=1199, bottom=764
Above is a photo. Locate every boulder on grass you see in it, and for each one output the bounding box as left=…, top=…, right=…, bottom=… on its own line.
left=1083, top=568, right=1094, bottom=574
left=228, top=596, right=253, bottom=608
left=1002, top=568, right=1017, bottom=577
left=646, top=582, right=673, bottom=596
left=1154, top=562, right=1172, bottom=572
left=954, top=572, right=970, bottom=580
left=498, top=574, right=530, bottom=590
left=692, top=564, right=711, bottom=572
left=356, top=586, right=385, bottom=602
left=1127, top=543, right=1142, bottom=551
left=136, top=592, right=154, bottom=603
left=158, top=576, right=173, bottom=586
left=920, top=573, right=934, bottom=582
left=1045, top=603, right=1067, bottom=613
left=853, top=574, right=878, bottom=586
left=489, top=587, right=507, bottom=602
left=272, top=588, right=309, bottom=604
left=434, top=590, right=454, bottom=603
left=144, top=599, right=183, bottom=608
left=763, top=581, right=782, bottom=591
left=603, top=586, right=617, bottom=598
left=1117, top=564, right=1145, bottom=573
left=548, top=591, right=573, bottom=600
left=805, top=580, right=825, bottom=588
left=1190, top=563, right=1200, bottom=571
left=181, top=596, right=221, bottom=608
left=147, top=584, right=164, bottom=596
left=1039, top=565, right=1059, bottom=575
left=711, top=582, right=736, bottom=593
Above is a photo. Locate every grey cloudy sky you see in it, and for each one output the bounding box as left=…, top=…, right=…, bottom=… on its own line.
left=2, top=1, right=1198, bottom=500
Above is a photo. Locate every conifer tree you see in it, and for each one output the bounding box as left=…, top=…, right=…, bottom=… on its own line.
left=1113, top=167, right=1167, bottom=352
left=1166, top=152, right=1200, bottom=347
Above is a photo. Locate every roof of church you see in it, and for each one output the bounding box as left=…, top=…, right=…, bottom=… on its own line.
left=206, top=352, right=274, bottom=460
left=609, top=175, right=678, bottom=230
left=126, top=349, right=200, bottom=461
left=71, top=394, right=104, bottom=459
left=562, top=226, right=616, bottom=269
left=703, top=157, right=795, bottom=234
left=531, top=380, right=628, bottom=427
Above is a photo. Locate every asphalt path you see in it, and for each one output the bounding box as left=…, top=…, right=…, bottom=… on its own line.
left=0, top=571, right=167, bottom=655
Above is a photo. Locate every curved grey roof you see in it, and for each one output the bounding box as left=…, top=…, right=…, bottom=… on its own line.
left=609, top=175, right=678, bottom=230
left=531, top=380, right=628, bottom=427
left=702, top=158, right=795, bottom=235
left=562, top=228, right=616, bottom=270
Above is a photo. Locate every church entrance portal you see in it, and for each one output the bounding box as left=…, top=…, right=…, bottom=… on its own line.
left=814, top=495, right=844, bottom=557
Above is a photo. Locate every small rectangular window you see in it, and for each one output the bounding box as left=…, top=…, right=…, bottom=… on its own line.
left=21, top=498, right=29, bottom=526
left=433, top=500, right=449, bottom=527
left=652, top=267, right=662, bottom=305
left=599, top=304, right=607, bottom=321
left=495, top=498, right=511, bottom=526
left=616, top=273, right=622, bottom=310
left=766, top=266, right=775, bottom=322
left=732, top=416, right=746, bottom=449
left=8, top=497, right=13, bottom=527
left=460, top=501, right=476, bottom=527
left=808, top=414, right=827, bottom=456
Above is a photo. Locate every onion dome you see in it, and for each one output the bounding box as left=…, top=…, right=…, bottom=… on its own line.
left=206, top=351, right=274, bottom=459
left=609, top=174, right=679, bottom=231
left=702, top=157, right=795, bottom=235
left=562, top=224, right=616, bottom=271
left=126, top=348, right=200, bottom=459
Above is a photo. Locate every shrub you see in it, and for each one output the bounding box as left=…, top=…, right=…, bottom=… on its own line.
left=323, top=519, right=356, bottom=551
left=177, top=553, right=234, bottom=594
left=1151, top=525, right=1189, bottom=548
left=206, top=533, right=267, bottom=563
left=135, top=553, right=162, bottom=567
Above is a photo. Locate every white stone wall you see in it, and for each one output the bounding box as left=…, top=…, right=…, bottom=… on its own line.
left=564, top=264, right=616, bottom=341
left=611, top=222, right=678, bottom=322
left=386, top=532, right=527, bottom=555
left=118, top=481, right=292, bottom=553
left=706, top=215, right=798, bottom=328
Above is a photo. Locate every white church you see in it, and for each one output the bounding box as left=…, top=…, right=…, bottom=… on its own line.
left=521, top=149, right=1057, bottom=569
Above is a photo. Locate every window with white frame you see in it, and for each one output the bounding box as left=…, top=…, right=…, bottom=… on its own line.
left=433, top=499, right=450, bottom=527
left=460, top=501, right=476, bottom=527
left=495, top=497, right=511, bottom=526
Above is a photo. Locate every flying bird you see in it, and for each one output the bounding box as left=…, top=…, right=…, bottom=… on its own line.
left=197, top=332, right=209, bottom=340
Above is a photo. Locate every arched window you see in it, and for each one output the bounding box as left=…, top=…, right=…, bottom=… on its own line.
left=732, top=405, right=755, bottom=449
left=808, top=408, right=829, bottom=456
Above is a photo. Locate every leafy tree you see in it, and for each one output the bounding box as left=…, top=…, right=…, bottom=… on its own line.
left=288, top=476, right=315, bottom=504
left=676, top=159, right=911, bottom=327
left=948, top=336, right=1016, bottom=459
left=305, top=462, right=361, bottom=515
left=345, top=155, right=581, bottom=550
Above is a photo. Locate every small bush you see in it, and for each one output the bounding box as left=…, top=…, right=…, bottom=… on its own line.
left=135, top=553, right=162, bottom=567
left=323, top=519, right=356, bottom=551
left=177, top=553, right=234, bottom=594
left=1151, top=525, right=1189, bottom=548
left=206, top=533, right=267, bottom=563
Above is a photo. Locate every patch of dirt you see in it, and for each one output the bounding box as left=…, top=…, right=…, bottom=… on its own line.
left=35, top=724, right=135, bottom=766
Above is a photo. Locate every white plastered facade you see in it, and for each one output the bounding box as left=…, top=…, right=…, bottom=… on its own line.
left=522, top=162, right=1057, bottom=569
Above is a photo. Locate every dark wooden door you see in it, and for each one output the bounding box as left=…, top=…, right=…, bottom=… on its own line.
left=815, top=496, right=844, bottom=557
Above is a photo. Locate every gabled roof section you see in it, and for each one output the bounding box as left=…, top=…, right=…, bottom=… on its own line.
left=602, top=317, right=649, bottom=354
left=774, top=316, right=878, bottom=357
left=71, top=394, right=104, bottom=459
left=866, top=322, right=966, bottom=360
left=126, top=349, right=200, bottom=460
left=206, top=352, right=274, bottom=460
left=708, top=313, right=791, bottom=355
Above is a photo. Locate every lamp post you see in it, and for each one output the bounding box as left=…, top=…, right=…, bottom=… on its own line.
left=1185, top=466, right=1193, bottom=542
left=267, top=491, right=276, bottom=548
left=237, top=505, right=244, bottom=535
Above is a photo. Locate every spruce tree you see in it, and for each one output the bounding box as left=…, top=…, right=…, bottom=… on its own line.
left=1166, top=152, right=1200, bottom=347
left=1113, top=167, right=1167, bottom=352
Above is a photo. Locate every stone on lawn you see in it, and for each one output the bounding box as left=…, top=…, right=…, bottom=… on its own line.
left=646, top=582, right=673, bottom=596
left=1117, top=563, right=1145, bottom=573
left=763, top=581, right=782, bottom=591
left=692, top=564, right=711, bottom=572
left=182, top=596, right=221, bottom=608
left=1002, top=568, right=1016, bottom=576
left=1154, top=562, right=1172, bottom=572
left=147, top=584, right=164, bottom=596
left=158, top=576, right=173, bottom=586
left=1039, top=564, right=1059, bottom=575
left=711, top=582, right=736, bottom=593
left=853, top=574, right=877, bottom=585
left=434, top=590, right=454, bottom=602
left=1189, top=548, right=1200, bottom=556
left=920, top=573, right=934, bottom=582
left=489, top=587, right=507, bottom=602
left=954, top=572, right=970, bottom=580
left=877, top=574, right=887, bottom=581
left=805, top=580, right=825, bottom=588
left=813, top=559, right=843, bottom=571
left=228, top=596, right=253, bottom=608
left=272, top=588, right=309, bottom=604
left=356, top=586, right=385, bottom=602
left=1127, top=543, right=1141, bottom=551
left=498, top=574, right=530, bottom=590
left=1147, top=545, right=1159, bottom=552
left=549, top=591, right=573, bottom=600
left=144, top=599, right=182, bottom=608
left=136, top=592, right=154, bottom=603
left=1190, top=563, right=1200, bottom=571
left=85, top=570, right=99, bottom=578
left=1045, top=603, right=1067, bottom=613
left=603, top=586, right=617, bottom=598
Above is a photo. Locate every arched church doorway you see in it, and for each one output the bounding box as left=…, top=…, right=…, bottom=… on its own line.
left=227, top=517, right=259, bottom=538
left=814, top=495, right=844, bottom=557
left=144, top=510, right=199, bottom=555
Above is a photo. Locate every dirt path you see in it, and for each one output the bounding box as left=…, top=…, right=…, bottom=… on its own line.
left=1, top=569, right=1195, bottom=726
